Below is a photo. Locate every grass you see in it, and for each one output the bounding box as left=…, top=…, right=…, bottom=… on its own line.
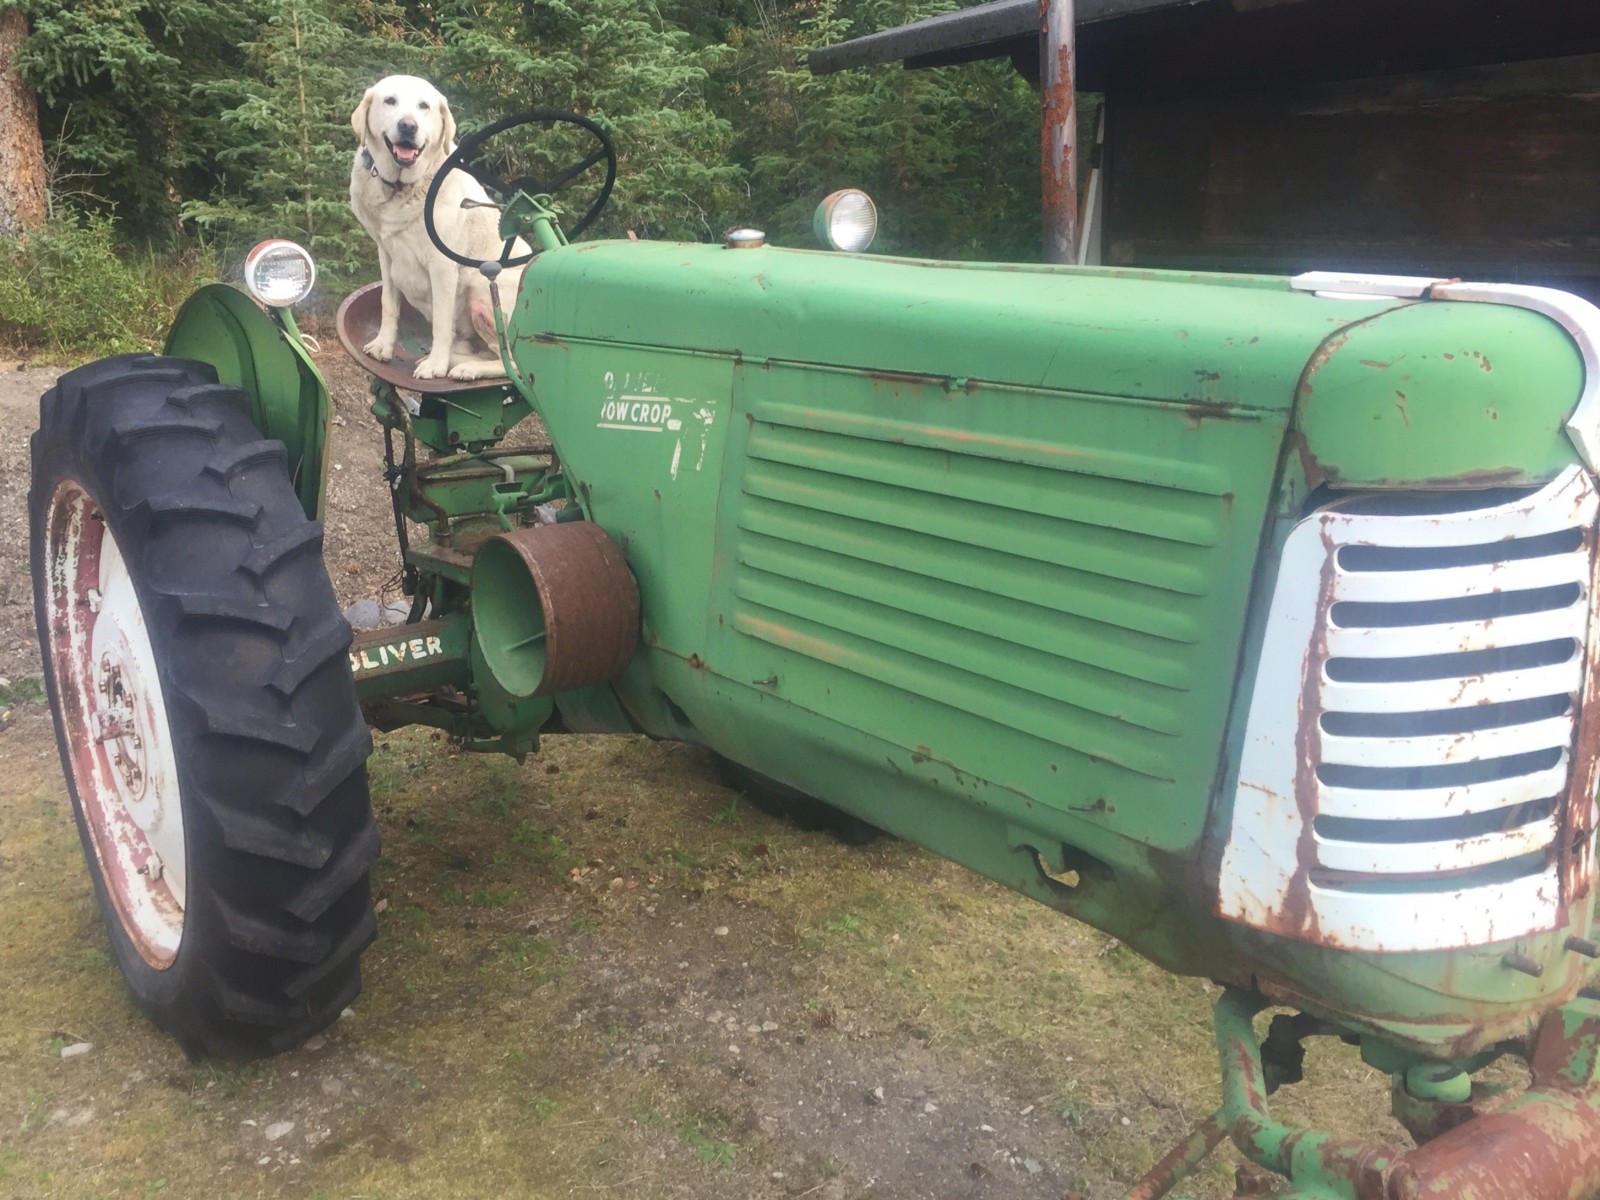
left=0, top=724, right=1413, bottom=1200
left=0, top=212, right=217, bottom=360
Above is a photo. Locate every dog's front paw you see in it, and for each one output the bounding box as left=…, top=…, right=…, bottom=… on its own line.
left=363, top=335, right=395, bottom=361
left=413, top=355, right=450, bottom=380
left=448, top=359, right=498, bottom=381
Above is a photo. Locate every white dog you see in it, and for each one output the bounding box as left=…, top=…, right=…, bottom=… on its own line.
left=349, top=75, right=526, bottom=381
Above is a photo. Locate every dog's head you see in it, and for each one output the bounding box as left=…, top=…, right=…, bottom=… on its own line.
left=351, top=75, right=456, bottom=176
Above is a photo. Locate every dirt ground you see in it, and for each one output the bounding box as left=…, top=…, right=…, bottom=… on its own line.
left=0, top=349, right=1404, bottom=1200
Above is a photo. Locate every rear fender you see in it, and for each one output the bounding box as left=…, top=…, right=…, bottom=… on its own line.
left=164, top=284, right=331, bottom=521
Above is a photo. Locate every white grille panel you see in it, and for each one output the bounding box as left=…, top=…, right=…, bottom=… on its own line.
left=1317, top=761, right=1570, bottom=822
left=1319, top=663, right=1583, bottom=714
left=1218, top=466, right=1598, bottom=952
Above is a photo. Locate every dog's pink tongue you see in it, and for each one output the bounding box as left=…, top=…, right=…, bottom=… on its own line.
left=394, top=145, right=419, bottom=164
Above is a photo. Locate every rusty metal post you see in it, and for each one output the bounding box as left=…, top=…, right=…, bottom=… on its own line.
left=1040, top=0, right=1079, bottom=263
left=1123, top=1110, right=1229, bottom=1200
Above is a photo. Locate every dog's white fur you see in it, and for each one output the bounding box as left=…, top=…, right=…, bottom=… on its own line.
left=349, top=75, right=525, bottom=381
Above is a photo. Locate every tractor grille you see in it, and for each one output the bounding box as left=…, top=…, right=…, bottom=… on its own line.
left=1219, top=466, right=1599, bottom=952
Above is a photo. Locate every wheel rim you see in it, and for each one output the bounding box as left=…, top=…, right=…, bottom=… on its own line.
left=44, top=480, right=187, bottom=968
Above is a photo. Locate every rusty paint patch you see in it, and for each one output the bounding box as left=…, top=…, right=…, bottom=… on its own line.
left=1560, top=518, right=1600, bottom=913
left=1276, top=527, right=1336, bottom=942
left=1125, top=1112, right=1227, bottom=1200
left=861, top=366, right=942, bottom=391
left=1039, top=0, right=1078, bottom=263
left=475, top=522, right=640, bottom=697
left=1298, top=329, right=1352, bottom=401
left=1384, top=1093, right=1600, bottom=1199
left=43, top=481, right=185, bottom=970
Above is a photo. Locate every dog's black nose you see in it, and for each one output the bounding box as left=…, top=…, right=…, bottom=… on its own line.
left=397, top=117, right=418, bottom=140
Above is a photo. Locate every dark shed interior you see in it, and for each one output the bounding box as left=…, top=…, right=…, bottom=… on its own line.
left=812, top=0, right=1600, bottom=302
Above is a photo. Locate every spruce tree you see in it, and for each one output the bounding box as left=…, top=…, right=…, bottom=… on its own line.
left=184, top=0, right=403, bottom=281
left=16, top=0, right=257, bottom=239
left=418, top=0, right=743, bottom=241
left=741, top=0, right=1040, bottom=260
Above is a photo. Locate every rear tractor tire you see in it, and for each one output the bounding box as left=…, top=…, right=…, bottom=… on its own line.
left=30, top=354, right=379, bottom=1059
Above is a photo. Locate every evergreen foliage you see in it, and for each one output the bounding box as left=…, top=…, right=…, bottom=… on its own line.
left=16, top=0, right=257, bottom=240
left=419, top=0, right=742, bottom=241
left=184, top=0, right=406, bottom=282
left=6, top=0, right=1062, bottom=349
left=739, top=1, right=1039, bottom=259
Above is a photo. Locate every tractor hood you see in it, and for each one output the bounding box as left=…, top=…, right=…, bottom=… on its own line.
left=515, top=241, right=1589, bottom=489
left=516, top=240, right=1398, bottom=411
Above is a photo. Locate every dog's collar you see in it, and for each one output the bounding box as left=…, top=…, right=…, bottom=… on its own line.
left=361, top=146, right=412, bottom=193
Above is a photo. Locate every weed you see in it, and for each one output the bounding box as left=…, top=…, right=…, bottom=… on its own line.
left=708, top=798, right=741, bottom=826
left=813, top=1155, right=843, bottom=1181
left=471, top=761, right=523, bottom=820
left=20, top=1088, right=49, bottom=1134
left=0, top=676, right=45, bottom=708
left=471, top=886, right=516, bottom=909
left=189, top=1061, right=273, bottom=1101
left=67, top=945, right=108, bottom=973
left=676, top=1118, right=737, bottom=1168
left=668, top=846, right=703, bottom=869
left=524, top=1097, right=560, bottom=1123
left=495, top=934, right=558, bottom=986
left=825, top=914, right=863, bottom=936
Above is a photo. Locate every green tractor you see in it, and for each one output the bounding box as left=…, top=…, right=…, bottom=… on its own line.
left=29, top=109, right=1600, bottom=1199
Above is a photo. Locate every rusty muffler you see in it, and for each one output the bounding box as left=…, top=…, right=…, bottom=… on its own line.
left=471, top=521, right=640, bottom=698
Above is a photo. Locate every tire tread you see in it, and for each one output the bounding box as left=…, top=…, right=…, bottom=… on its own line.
left=30, top=355, right=376, bottom=1061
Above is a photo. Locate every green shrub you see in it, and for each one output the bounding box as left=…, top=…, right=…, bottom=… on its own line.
left=0, top=210, right=215, bottom=357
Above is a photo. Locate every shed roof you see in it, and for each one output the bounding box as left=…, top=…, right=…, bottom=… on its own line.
left=809, top=0, right=1190, bottom=76
left=809, top=0, right=1600, bottom=95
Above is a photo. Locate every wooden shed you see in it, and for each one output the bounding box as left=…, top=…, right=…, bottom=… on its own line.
left=810, top=0, right=1600, bottom=302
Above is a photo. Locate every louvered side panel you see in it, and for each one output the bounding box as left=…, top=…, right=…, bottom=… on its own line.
left=712, top=373, right=1288, bottom=854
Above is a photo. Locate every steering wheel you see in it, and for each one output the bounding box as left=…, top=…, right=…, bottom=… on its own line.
left=423, top=108, right=618, bottom=269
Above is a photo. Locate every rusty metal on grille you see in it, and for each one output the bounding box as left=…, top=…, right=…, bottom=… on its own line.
left=1219, top=467, right=1600, bottom=952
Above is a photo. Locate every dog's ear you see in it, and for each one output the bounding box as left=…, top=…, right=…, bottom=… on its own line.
left=351, top=85, right=377, bottom=142
left=438, top=94, right=457, bottom=151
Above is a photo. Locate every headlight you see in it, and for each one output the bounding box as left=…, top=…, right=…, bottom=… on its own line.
left=813, top=190, right=878, bottom=253
left=243, top=240, right=316, bottom=307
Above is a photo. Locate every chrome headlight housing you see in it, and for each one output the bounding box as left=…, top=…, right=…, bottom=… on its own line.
left=813, top=190, right=878, bottom=253
left=243, top=240, right=316, bottom=308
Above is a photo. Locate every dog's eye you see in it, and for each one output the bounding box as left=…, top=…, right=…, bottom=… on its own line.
left=419, top=101, right=431, bottom=110
left=384, top=96, right=397, bottom=106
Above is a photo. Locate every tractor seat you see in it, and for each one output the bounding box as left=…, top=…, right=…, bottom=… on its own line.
left=335, top=281, right=510, bottom=393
